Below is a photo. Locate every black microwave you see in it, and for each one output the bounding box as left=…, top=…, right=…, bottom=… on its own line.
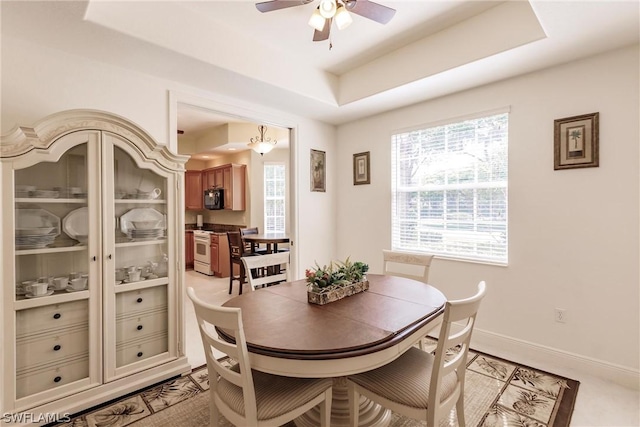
left=204, top=189, right=224, bottom=210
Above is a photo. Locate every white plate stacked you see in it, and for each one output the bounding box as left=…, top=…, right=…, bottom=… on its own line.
left=15, top=226, right=57, bottom=249
left=127, top=228, right=166, bottom=240
left=15, top=234, right=57, bottom=249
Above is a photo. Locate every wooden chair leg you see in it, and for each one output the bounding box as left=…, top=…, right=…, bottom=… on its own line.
left=239, top=264, right=245, bottom=295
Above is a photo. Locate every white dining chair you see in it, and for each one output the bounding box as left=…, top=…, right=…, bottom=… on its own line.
left=382, top=249, right=434, bottom=283
left=241, top=251, right=290, bottom=291
left=187, top=287, right=333, bottom=427
left=346, top=281, right=486, bottom=427
left=382, top=249, right=435, bottom=349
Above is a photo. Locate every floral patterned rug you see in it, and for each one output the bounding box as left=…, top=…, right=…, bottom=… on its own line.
left=49, top=339, right=579, bottom=427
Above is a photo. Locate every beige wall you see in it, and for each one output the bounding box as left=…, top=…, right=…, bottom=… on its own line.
left=335, top=45, right=640, bottom=372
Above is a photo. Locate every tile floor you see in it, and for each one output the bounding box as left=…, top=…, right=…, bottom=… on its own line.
left=183, top=270, right=640, bottom=426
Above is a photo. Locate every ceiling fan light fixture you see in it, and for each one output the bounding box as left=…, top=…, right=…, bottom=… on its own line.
left=334, top=5, right=352, bottom=30
left=308, top=8, right=326, bottom=32
left=248, top=125, right=277, bottom=155
left=319, top=0, right=337, bottom=19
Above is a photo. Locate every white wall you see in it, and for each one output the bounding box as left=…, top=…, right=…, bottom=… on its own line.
left=1, top=35, right=337, bottom=279
left=336, top=45, right=640, bottom=372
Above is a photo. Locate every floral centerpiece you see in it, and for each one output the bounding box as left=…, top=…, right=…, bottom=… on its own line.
left=305, top=257, right=369, bottom=305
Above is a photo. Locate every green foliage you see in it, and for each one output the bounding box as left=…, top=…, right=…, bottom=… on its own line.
left=305, top=257, right=369, bottom=292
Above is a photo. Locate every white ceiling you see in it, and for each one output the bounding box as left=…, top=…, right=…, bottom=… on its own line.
left=2, top=0, right=639, bottom=135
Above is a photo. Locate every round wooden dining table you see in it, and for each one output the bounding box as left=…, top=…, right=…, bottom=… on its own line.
left=220, top=273, right=446, bottom=427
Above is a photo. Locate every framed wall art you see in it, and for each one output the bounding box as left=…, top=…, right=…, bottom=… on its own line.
left=310, top=149, right=326, bottom=192
left=554, top=112, right=599, bottom=170
left=353, top=151, right=370, bottom=185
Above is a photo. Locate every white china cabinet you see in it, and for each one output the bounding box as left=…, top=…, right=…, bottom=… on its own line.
left=0, top=110, right=190, bottom=422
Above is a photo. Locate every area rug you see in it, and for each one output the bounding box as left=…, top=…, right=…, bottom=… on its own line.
left=50, top=340, right=579, bottom=427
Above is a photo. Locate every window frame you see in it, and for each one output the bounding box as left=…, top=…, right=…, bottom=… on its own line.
left=391, top=108, right=509, bottom=265
left=263, top=162, right=286, bottom=234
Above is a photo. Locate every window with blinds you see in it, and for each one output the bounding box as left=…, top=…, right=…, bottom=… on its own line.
left=391, top=112, right=508, bottom=264
left=264, top=163, right=286, bottom=233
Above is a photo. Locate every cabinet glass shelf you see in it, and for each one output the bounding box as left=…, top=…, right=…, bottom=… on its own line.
left=115, top=200, right=166, bottom=205
left=15, top=245, right=87, bottom=256
left=15, top=198, right=88, bottom=204
left=14, top=289, right=89, bottom=310
left=115, top=239, right=167, bottom=248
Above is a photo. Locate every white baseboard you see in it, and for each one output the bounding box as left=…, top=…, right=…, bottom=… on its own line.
left=463, top=328, right=639, bottom=391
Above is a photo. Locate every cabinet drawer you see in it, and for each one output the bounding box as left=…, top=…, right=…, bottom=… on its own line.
left=16, top=301, right=88, bottom=338
left=116, top=334, right=168, bottom=367
left=116, top=286, right=167, bottom=315
left=210, top=234, right=219, bottom=244
left=16, top=356, right=89, bottom=399
left=116, top=311, right=168, bottom=344
left=16, top=327, right=88, bottom=370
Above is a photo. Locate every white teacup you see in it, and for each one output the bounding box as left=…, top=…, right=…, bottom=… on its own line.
left=21, top=280, right=36, bottom=294
left=128, top=270, right=142, bottom=282
left=53, top=276, right=69, bottom=290
left=26, top=282, right=49, bottom=296
left=69, top=277, right=87, bottom=291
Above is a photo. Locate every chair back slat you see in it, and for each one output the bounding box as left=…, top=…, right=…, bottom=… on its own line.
left=240, top=227, right=261, bottom=252
left=242, top=252, right=290, bottom=290
left=382, top=249, right=434, bottom=283
left=240, top=227, right=259, bottom=236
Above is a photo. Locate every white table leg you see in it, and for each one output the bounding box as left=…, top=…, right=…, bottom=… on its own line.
left=295, top=377, right=391, bottom=427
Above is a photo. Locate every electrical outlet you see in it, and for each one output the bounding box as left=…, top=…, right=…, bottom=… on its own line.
left=555, top=308, right=566, bottom=323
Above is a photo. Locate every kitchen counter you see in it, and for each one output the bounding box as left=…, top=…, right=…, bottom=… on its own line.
left=185, top=223, right=245, bottom=233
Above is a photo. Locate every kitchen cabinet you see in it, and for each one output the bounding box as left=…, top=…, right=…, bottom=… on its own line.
left=185, top=231, right=194, bottom=269
left=212, top=233, right=230, bottom=277
left=210, top=236, right=220, bottom=274
left=202, top=163, right=246, bottom=211
left=1, top=110, right=190, bottom=418
left=184, top=170, right=203, bottom=210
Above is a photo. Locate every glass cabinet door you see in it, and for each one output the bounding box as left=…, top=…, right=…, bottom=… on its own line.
left=14, top=143, right=92, bottom=299
left=12, top=134, right=99, bottom=403
left=105, top=139, right=171, bottom=375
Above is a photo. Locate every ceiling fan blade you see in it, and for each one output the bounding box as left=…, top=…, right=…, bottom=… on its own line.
left=313, top=17, right=332, bottom=41
left=346, top=0, right=396, bottom=24
left=256, top=0, right=313, bottom=13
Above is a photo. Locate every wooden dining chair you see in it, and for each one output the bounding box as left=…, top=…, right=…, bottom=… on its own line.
left=187, top=287, right=333, bottom=427
left=382, top=249, right=434, bottom=283
left=242, top=252, right=290, bottom=291
left=227, top=231, right=260, bottom=295
left=346, top=281, right=486, bottom=427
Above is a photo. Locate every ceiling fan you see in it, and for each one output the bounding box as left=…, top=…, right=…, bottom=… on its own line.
left=255, top=0, right=396, bottom=43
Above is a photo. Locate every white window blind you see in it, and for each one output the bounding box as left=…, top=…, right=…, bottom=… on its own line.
left=264, top=164, right=286, bottom=233
left=391, top=112, right=508, bottom=264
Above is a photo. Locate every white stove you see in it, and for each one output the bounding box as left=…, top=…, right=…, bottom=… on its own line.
left=193, top=230, right=214, bottom=275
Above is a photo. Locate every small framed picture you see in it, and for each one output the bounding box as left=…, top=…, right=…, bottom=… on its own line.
left=310, top=149, right=326, bottom=192
left=554, top=112, right=599, bottom=170
left=353, top=151, right=370, bottom=185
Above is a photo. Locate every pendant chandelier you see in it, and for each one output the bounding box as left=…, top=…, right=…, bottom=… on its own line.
left=248, top=125, right=277, bottom=155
